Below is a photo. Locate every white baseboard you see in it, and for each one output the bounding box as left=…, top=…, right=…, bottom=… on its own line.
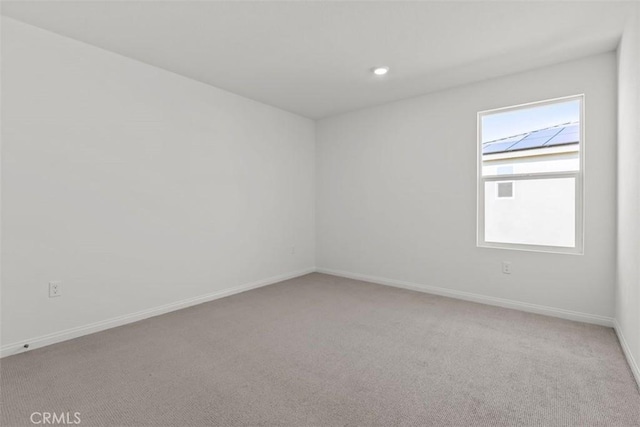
left=3, top=267, right=619, bottom=361
left=614, top=320, right=640, bottom=388
left=0, top=267, right=315, bottom=358
left=316, top=267, right=614, bottom=327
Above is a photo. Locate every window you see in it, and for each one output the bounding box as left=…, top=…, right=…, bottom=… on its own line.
left=496, top=181, right=514, bottom=199
left=477, top=95, right=584, bottom=254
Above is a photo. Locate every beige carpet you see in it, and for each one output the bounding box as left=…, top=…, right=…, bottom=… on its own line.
left=2, top=273, right=639, bottom=426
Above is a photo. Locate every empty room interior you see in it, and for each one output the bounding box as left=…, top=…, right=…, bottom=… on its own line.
left=2, top=1, right=640, bottom=426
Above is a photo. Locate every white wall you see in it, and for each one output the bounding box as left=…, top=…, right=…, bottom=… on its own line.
left=1, top=17, right=315, bottom=353
left=484, top=177, right=576, bottom=248
left=317, top=53, right=617, bottom=322
left=616, top=4, right=640, bottom=383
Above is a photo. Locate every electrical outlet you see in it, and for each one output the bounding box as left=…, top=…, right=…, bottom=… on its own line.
left=49, top=281, right=62, bottom=298
left=502, top=262, right=512, bottom=275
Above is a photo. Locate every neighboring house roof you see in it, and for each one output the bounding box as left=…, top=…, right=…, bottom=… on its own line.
left=482, top=122, right=579, bottom=155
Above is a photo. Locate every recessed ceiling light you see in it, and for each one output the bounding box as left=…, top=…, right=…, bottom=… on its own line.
left=372, top=66, right=389, bottom=76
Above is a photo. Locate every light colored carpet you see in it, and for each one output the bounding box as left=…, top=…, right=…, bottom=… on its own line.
left=1, top=273, right=639, bottom=426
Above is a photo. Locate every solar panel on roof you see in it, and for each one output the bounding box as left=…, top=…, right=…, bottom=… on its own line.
left=483, top=142, right=516, bottom=154
left=508, top=127, right=563, bottom=151
left=544, top=125, right=580, bottom=147
left=482, top=135, right=524, bottom=154
left=559, top=123, right=579, bottom=133
left=482, top=123, right=579, bottom=155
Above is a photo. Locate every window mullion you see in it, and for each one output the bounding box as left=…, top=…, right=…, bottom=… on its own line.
left=482, top=171, right=579, bottom=182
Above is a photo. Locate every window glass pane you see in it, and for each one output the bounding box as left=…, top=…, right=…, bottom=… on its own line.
left=484, top=177, right=575, bottom=247
left=481, top=99, right=580, bottom=177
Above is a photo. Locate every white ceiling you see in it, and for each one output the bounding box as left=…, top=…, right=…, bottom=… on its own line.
left=1, top=1, right=633, bottom=119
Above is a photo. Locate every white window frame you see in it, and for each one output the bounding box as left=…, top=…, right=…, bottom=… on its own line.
left=477, top=94, right=585, bottom=255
